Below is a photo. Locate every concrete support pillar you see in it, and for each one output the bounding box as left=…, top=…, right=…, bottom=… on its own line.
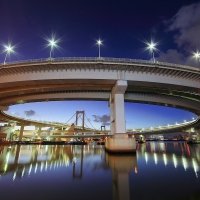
left=195, top=129, right=200, bottom=140
left=18, top=125, right=24, bottom=141
left=1, top=126, right=13, bottom=141
left=106, top=80, right=136, bottom=153
left=114, top=93, right=126, bottom=135
left=187, top=128, right=192, bottom=140
left=36, top=126, right=42, bottom=137
left=110, top=101, right=115, bottom=135
left=109, top=80, right=127, bottom=136
left=6, top=132, right=11, bottom=141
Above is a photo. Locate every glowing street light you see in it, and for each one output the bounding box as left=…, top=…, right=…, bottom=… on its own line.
left=193, top=51, right=200, bottom=62
left=97, top=40, right=102, bottom=59
left=147, top=42, right=156, bottom=63
left=49, top=39, right=57, bottom=59
left=4, top=45, right=14, bottom=64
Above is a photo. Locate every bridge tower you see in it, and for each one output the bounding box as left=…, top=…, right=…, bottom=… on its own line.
left=75, top=111, right=85, bottom=141
left=105, top=80, right=136, bottom=152
left=75, top=111, right=85, bottom=129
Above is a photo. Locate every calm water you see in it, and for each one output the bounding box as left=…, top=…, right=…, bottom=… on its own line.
left=0, top=142, right=199, bottom=200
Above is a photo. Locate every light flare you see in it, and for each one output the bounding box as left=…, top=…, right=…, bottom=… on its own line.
left=193, top=51, right=200, bottom=59
left=96, top=39, right=103, bottom=58
left=97, top=39, right=102, bottom=45
left=2, top=43, right=17, bottom=64
left=142, top=39, right=160, bottom=62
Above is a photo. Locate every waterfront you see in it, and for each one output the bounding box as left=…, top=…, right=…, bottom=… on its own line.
left=0, top=142, right=199, bottom=200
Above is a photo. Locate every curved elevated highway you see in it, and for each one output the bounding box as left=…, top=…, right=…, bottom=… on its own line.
left=0, top=57, right=200, bottom=136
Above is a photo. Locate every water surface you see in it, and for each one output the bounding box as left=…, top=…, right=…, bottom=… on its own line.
left=0, top=142, right=199, bottom=200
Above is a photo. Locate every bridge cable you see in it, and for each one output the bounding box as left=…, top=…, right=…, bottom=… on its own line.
left=84, top=113, right=97, bottom=130
left=78, top=115, right=94, bottom=130
left=65, top=113, right=76, bottom=124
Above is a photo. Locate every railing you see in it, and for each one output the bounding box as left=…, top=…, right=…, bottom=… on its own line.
left=130, top=117, right=199, bottom=134
left=1, top=57, right=199, bottom=72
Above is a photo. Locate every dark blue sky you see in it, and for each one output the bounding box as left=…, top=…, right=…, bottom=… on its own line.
left=1, top=0, right=200, bottom=130
left=1, top=0, right=200, bottom=63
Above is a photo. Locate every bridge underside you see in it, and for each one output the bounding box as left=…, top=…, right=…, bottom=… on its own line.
left=0, top=78, right=199, bottom=114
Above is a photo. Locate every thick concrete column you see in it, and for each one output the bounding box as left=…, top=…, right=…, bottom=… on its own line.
left=195, top=128, right=200, bottom=140
left=0, top=126, right=13, bottom=141
left=110, top=100, right=115, bottom=135
left=18, top=125, right=24, bottom=141
left=35, top=126, right=42, bottom=137
left=114, top=94, right=126, bottom=135
left=186, top=128, right=193, bottom=140
left=6, top=132, right=11, bottom=141
left=106, top=80, right=136, bottom=153
left=110, top=80, right=127, bottom=136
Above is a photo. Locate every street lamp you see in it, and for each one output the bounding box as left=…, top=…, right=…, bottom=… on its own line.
left=4, top=45, right=14, bottom=64
left=147, top=42, right=156, bottom=63
left=49, top=39, right=57, bottom=60
left=97, top=39, right=102, bottom=59
left=194, top=51, right=200, bottom=62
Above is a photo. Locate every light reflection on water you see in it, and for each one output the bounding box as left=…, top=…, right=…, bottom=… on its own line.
left=0, top=142, right=199, bottom=200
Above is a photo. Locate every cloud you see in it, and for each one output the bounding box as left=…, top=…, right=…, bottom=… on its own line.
left=157, top=49, right=186, bottom=64
left=167, top=2, right=200, bottom=49
left=157, top=2, right=200, bottom=66
left=92, top=114, right=110, bottom=126
left=24, top=110, right=36, bottom=117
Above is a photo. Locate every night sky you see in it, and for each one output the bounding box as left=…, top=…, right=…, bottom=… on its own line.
left=1, top=0, right=199, bottom=130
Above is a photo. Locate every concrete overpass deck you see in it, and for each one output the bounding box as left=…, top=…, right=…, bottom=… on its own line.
left=0, top=57, right=200, bottom=147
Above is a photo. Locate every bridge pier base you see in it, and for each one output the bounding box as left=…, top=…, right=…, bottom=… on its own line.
left=105, top=134, right=136, bottom=153
left=106, top=80, right=136, bottom=153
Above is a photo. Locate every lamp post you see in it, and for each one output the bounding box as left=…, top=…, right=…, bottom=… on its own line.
left=49, top=39, right=56, bottom=60
left=97, top=40, right=102, bottom=59
left=148, top=42, right=156, bottom=63
left=4, top=45, right=13, bottom=65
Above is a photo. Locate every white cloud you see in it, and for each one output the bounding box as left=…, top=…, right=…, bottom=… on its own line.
left=168, top=2, right=200, bottom=49
left=157, top=49, right=185, bottom=64
left=157, top=2, right=200, bottom=66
